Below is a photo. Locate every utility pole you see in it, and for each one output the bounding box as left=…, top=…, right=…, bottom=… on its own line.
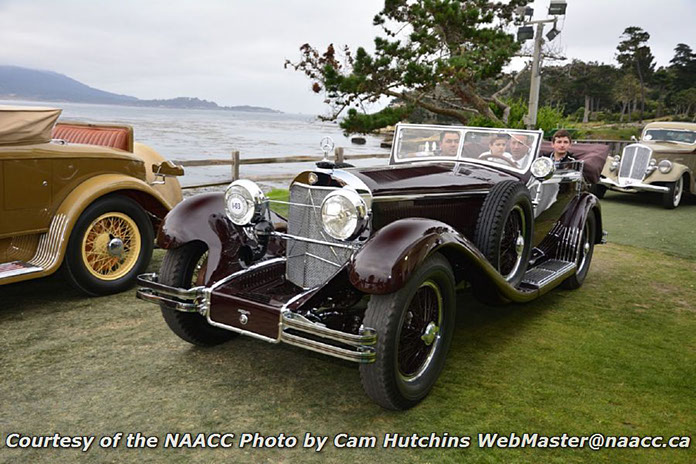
left=525, top=20, right=554, bottom=129
left=517, top=1, right=567, bottom=129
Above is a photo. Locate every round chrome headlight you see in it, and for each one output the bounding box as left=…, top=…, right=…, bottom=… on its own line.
left=658, top=159, right=673, bottom=174
left=531, top=157, right=554, bottom=180
left=224, top=179, right=267, bottom=225
left=320, top=189, right=368, bottom=241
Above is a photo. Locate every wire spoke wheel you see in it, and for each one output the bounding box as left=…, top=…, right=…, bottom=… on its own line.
left=474, top=181, right=533, bottom=288
left=159, top=244, right=235, bottom=346
left=397, top=280, right=443, bottom=381
left=498, top=205, right=525, bottom=279
left=577, top=219, right=591, bottom=272
left=81, top=212, right=142, bottom=280
left=562, top=211, right=596, bottom=290
left=64, top=196, right=153, bottom=295
left=191, top=251, right=209, bottom=287
left=360, top=253, right=455, bottom=410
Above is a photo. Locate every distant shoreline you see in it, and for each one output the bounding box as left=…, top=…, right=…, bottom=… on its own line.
left=0, top=66, right=283, bottom=113
left=0, top=95, right=282, bottom=114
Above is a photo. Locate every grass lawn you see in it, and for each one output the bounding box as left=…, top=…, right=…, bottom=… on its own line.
left=267, top=188, right=290, bottom=218
left=600, top=190, right=696, bottom=260
left=1, top=192, right=694, bottom=464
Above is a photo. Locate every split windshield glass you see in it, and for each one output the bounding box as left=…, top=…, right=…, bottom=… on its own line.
left=393, top=125, right=540, bottom=173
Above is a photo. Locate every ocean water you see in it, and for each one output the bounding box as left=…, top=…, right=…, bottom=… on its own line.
left=1, top=99, right=391, bottom=188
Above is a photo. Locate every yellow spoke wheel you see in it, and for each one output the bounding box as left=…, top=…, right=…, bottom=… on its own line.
left=80, top=212, right=142, bottom=281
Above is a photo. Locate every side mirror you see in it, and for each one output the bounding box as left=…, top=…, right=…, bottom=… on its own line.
left=630, top=135, right=637, bottom=142
left=531, top=157, right=555, bottom=180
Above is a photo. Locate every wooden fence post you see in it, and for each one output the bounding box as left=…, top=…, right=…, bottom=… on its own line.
left=232, top=150, right=240, bottom=181
left=335, top=147, right=344, bottom=164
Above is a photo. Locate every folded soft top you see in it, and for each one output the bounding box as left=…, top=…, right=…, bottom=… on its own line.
left=0, top=105, right=62, bottom=146
left=540, top=141, right=610, bottom=184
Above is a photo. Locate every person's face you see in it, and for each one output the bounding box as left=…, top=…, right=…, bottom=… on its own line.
left=552, top=136, right=571, bottom=157
left=440, top=133, right=460, bottom=156
left=489, top=139, right=507, bottom=156
left=509, top=136, right=530, bottom=158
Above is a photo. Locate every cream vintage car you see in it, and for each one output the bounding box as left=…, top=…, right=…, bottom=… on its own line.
left=0, top=105, right=183, bottom=295
left=597, top=121, right=696, bottom=208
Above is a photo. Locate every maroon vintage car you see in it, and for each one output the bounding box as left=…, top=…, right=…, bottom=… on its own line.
left=137, top=124, right=607, bottom=410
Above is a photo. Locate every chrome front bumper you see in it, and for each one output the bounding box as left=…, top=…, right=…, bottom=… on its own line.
left=136, top=272, right=377, bottom=364
left=599, top=177, right=669, bottom=193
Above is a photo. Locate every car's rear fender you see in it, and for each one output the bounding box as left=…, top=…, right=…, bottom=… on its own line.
left=348, top=218, right=546, bottom=302
left=157, top=192, right=286, bottom=284
left=8, top=174, right=174, bottom=281
left=558, top=192, right=603, bottom=244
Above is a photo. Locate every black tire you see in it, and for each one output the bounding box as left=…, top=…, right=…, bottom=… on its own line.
left=474, top=181, right=533, bottom=287
left=63, top=195, right=154, bottom=296
left=590, top=184, right=607, bottom=199
left=561, top=212, right=597, bottom=290
left=359, top=253, right=455, bottom=410
left=159, top=243, right=235, bottom=346
left=661, top=175, right=685, bottom=209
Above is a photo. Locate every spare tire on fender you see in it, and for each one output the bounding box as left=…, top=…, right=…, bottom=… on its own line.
left=474, top=181, right=534, bottom=287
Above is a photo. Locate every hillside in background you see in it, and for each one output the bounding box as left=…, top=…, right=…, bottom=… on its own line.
left=0, top=66, right=280, bottom=113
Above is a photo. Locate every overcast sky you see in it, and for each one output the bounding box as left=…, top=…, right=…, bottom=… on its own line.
left=1, top=0, right=694, bottom=114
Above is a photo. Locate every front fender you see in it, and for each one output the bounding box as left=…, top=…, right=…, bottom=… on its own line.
left=348, top=218, right=540, bottom=303
left=349, top=218, right=464, bottom=295
left=157, top=192, right=287, bottom=284
left=132, top=142, right=183, bottom=208
left=644, top=163, right=690, bottom=185
left=157, top=192, right=243, bottom=283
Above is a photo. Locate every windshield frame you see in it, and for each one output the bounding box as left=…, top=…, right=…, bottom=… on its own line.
left=390, top=123, right=543, bottom=174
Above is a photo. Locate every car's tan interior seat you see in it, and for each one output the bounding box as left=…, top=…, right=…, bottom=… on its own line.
left=52, top=123, right=133, bottom=152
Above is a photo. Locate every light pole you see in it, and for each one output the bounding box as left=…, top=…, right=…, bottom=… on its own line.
left=518, top=1, right=567, bottom=129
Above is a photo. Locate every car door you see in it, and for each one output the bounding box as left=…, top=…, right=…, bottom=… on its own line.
left=0, top=156, right=53, bottom=238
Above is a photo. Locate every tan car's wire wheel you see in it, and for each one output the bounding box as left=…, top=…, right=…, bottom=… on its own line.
left=80, top=212, right=142, bottom=280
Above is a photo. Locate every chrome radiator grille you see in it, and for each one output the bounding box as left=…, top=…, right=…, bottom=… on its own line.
left=618, top=145, right=651, bottom=185
left=286, top=183, right=353, bottom=289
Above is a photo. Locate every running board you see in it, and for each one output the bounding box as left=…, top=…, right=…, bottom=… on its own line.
left=520, top=259, right=576, bottom=289
left=0, top=214, right=68, bottom=283
left=0, top=261, right=44, bottom=279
